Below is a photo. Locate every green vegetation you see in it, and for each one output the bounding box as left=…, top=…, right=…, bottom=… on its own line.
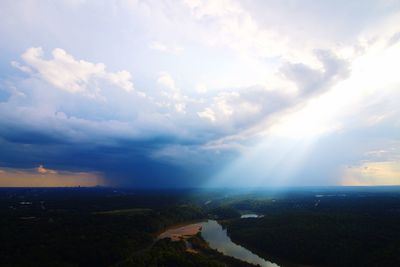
left=117, top=234, right=257, bottom=267
left=94, top=208, right=152, bottom=216
left=225, top=193, right=400, bottom=267
left=210, top=206, right=241, bottom=219
left=0, top=189, right=207, bottom=267
left=1, top=187, right=400, bottom=267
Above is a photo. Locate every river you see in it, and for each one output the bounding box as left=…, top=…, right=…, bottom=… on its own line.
left=201, top=219, right=279, bottom=267
left=159, top=218, right=280, bottom=267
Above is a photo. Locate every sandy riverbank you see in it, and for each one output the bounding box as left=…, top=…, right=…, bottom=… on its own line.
left=158, top=223, right=202, bottom=241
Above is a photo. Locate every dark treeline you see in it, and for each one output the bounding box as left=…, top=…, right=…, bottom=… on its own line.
left=225, top=190, right=400, bottom=267
left=0, top=188, right=208, bottom=267
left=117, top=234, right=256, bottom=267
left=2, top=187, right=400, bottom=267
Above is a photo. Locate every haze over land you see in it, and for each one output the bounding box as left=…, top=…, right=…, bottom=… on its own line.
left=0, top=0, right=400, bottom=187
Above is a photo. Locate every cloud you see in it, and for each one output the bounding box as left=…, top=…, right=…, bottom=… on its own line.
left=10, top=61, right=32, bottom=73
left=181, top=0, right=331, bottom=66
left=387, top=31, right=400, bottom=46
left=341, top=161, right=400, bottom=186
left=37, top=164, right=57, bottom=174
left=1, top=1, right=400, bottom=187
left=15, top=47, right=134, bottom=96
left=280, top=49, right=350, bottom=97
left=157, top=72, right=178, bottom=92
left=197, top=108, right=216, bottom=122
left=149, top=41, right=184, bottom=54
left=0, top=166, right=103, bottom=187
left=2, top=26, right=398, bottom=187
left=197, top=86, right=290, bottom=131
left=195, top=83, right=208, bottom=94
left=156, top=72, right=188, bottom=113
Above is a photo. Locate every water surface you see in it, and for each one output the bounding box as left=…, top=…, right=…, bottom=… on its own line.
left=241, top=213, right=263, bottom=218
left=201, top=220, right=279, bottom=267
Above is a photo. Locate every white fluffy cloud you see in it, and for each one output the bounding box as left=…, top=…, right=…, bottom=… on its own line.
left=15, top=47, right=134, bottom=96
left=157, top=72, right=178, bottom=92
left=156, top=72, right=189, bottom=113
left=182, top=0, right=326, bottom=66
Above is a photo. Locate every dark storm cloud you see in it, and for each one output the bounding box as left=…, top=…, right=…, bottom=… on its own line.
left=0, top=121, right=230, bottom=187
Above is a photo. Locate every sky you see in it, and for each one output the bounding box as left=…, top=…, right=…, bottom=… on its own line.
left=0, top=0, right=399, bottom=187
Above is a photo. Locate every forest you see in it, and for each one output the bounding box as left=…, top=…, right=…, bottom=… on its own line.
left=1, top=187, right=400, bottom=267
